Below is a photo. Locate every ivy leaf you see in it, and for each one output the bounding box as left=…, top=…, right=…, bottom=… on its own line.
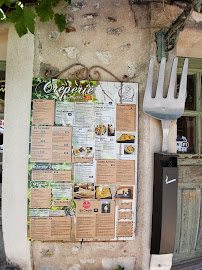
left=51, top=0, right=61, bottom=6
left=64, top=0, right=71, bottom=4
left=0, top=0, right=11, bottom=7
left=35, top=0, right=54, bottom=22
left=54, top=13, right=66, bottom=32
left=9, top=4, right=27, bottom=36
left=14, top=20, right=28, bottom=37
left=9, top=5, right=36, bottom=37
left=24, top=7, right=36, bottom=34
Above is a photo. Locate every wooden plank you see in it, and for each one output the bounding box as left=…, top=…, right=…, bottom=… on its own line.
left=179, top=188, right=200, bottom=253
left=178, top=58, right=202, bottom=70
left=196, top=188, right=202, bottom=250
left=179, top=166, right=202, bottom=184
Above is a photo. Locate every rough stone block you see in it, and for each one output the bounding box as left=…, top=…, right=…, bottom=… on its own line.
left=69, top=2, right=86, bottom=11
left=82, top=24, right=96, bottom=31
left=66, top=14, right=74, bottom=24
left=67, top=264, right=81, bottom=270
left=127, top=62, right=136, bottom=78
left=107, top=17, right=117, bottom=22
left=92, top=2, right=100, bottom=9
left=63, top=47, right=80, bottom=59
left=107, top=27, right=124, bottom=35
left=96, top=50, right=112, bottom=65
left=49, top=31, right=60, bottom=40
left=119, top=43, right=131, bottom=51
left=83, top=13, right=98, bottom=19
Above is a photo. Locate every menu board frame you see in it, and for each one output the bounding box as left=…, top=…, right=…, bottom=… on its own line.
left=28, top=79, right=138, bottom=242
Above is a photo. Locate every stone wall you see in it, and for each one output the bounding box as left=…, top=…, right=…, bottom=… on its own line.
left=3, top=0, right=196, bottom=269
left=31, top=1, right=179, bottom=269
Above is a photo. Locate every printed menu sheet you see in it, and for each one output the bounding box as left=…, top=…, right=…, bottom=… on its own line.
left=28, top=79, right=138, bottom=241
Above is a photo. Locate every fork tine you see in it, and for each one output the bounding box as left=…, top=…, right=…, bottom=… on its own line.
left=144, top=57, right=154, bottom=102
left=156, top=57, right=166, bottom=98
left=167, top=57, right=178, bottom=98
left=178, top=58, right=189, bottom=101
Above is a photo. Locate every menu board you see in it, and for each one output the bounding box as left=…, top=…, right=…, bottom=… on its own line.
left=28, top=79, right=138, bottom=241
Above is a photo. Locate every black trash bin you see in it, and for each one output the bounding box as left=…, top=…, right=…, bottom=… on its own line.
left=151, top=153, right=178, bottom=254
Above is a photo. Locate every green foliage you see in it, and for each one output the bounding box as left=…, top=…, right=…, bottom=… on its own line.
left=35, top=0, right=54, bottom=22
left=54, top=13, right=66, bottom=32
left=0, top=0, right=11, bottom=7
left=64, top=0, right=71, bottom=4
left=0, top=0, right=72, bottom=37
left=0, top=10, right=4, bottom=20
left=114, top=266, right=124, bottom=270
left=9, top=4, right=36, bottom=37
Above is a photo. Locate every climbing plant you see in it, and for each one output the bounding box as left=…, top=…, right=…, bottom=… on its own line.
left=0, top=0, right=71, bottom=37
left=0, top=0, right=201, bottom=38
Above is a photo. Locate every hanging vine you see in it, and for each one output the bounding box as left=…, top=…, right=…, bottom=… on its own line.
left=0, top=0, right=71, bottom=37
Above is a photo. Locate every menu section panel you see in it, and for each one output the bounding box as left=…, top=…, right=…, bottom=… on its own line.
left=30, top=188, right=51, bottom=209
left=30, top=217, right=71, bottom=240
left=96, top=160, right=135, bottom=185
left=76, top=200, right=115, bottom=240
left=116, top=221, right=133, bottom=237
left=33, top=99, right=55, bottom=125
left=30, top=126, right=72, bottom=163
left=116, top=104, right=136, bottom=132
left=32, top=170, right=71, bottom=182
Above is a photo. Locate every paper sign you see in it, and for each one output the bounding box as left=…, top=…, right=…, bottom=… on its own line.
left=76, top=200, right=115, bottom=240
left=116, top=160, right=135, bottom=185
left=72, top=126, right=94, bottom=163
left=30, top=188, right=51, bottom=209
left=118, top=211, right=132, bottom=220
left=118, top=202, right=132, bottom=209
left=74, top=163, right=95, bottom=183
left=31, top=126, right=72, bottom=163
left=33, top=99, right=55, bottom=125
left=30, top=126, right=52, bottom=162
left=55, top=101, right=74, bottom=125
left=116, top=221, right=133, bottom=237
left=96, top=160, right=116, bottom=185
left=30, top=217, right=71, bottom=240
left=52, top=126, right=72, bottom=163
left=116, top=104, right=136, bottom=132
left=96, top=160, right=135, bottom=185
left=53, top=200, right=71, bottom=207
left=32, top=170, right=71, bottom=182
left=52, top=183, right=72, bottom=200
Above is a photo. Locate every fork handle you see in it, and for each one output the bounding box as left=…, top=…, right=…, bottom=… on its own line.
left=161, top=119, right=171, bottom=153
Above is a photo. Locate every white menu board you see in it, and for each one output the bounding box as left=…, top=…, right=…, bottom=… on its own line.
left=28, top=79, right=138, bottom=241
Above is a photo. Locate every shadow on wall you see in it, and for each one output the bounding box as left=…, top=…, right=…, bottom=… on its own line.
left=0, top=260, right=21, bottom=270
left=0, top=230, right=20, bottom=270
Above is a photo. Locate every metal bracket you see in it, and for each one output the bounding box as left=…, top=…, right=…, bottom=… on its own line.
left=45, top=63, right=129, bottom=82
left=155, top=4, right=193, bottom=63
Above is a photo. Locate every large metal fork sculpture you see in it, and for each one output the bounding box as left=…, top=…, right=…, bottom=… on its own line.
left=143, top=57, right=189, bottom=152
